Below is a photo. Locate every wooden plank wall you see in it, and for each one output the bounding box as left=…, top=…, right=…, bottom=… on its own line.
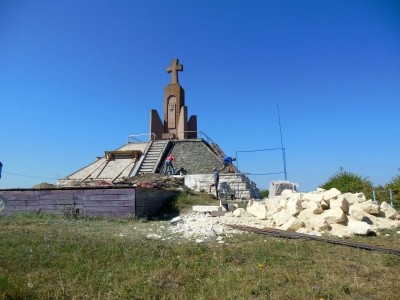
left=135, top=188, right=177, bottom=217
left=0, top=187, right=178, bottom=218
left=0, top=187, right=136, bottom=218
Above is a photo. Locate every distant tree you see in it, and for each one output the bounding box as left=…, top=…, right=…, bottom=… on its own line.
left=384, top=169, right=400, bottom=207
left=260, top=190, right=269, bottom=198
left=320, top=167, right=373, bottom=198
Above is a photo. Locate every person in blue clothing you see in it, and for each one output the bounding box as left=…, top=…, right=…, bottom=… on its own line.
left=222, top=156, right=236, bottom=173
left=209, top=168, right=220, bottom=197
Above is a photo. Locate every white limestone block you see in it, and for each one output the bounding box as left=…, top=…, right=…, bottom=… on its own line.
left=321, top=199, right=330, bottom=210
left=266, top=197, right=282, bottom=211
left=349, top=202, right=365, bottom=221
left=285, top=198, right=303, bottom=216
left=380, top=201, right=398, bottom=220
left=272, top=209, right=293, bottom=226
left=320, top=207, right=346, bottom=224
left=360, top=200, right=380, bottom=215
left=307, top=201, right=324, bottom=214
left=233, top=208, right=247, bottom=217
left=308, top=215, right=330, bottom=231
left=281, top=189, right=295, bottom=198
left=348, top=220, right=373, bottom=236
left=297, top=208, right=317, bottom=223
left=265, top=206, right=283, bottom=219
left=322, top=188, right=341, bottom=201
left=330, top=197, right=350, bottom=214
left=246, top=200, right=267, bottom=220
left=302, top=192, right=323, bottom=203
left=296, top=227, right=323, bottom=236
left=280, top=217, right=304, bottom=231
left=329, top=223, right=353, bottom=238
left=316, top=188, right=325, bottom=193
left=193, top=205, right=221, bottom=212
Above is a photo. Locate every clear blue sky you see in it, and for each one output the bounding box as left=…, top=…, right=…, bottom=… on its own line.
left=1, top=0, right=399, bottom=191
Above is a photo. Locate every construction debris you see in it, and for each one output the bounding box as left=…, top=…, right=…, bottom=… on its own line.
left=167, top=188, right=400, bottom=242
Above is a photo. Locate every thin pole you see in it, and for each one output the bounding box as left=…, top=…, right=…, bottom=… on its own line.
left=389, top=189, right=394, bottom=208
left=277, top=105, right=287, bottom=180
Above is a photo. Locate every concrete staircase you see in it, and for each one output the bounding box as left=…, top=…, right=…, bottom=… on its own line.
left=218, top=173, right=261, bottom=199
left=134, top=140, right=170, bottom=174
left=184, top=173, right=261, bottom=199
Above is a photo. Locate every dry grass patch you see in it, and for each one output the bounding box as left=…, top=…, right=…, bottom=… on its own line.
left=0, top=213, right=399, bottom=299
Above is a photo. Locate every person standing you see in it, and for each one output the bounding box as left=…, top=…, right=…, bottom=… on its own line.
left=164, top=154, right=175, bottom=176
left=222, top=156, right=236, bottom=173
left=209, top=168, right=220, bottom=198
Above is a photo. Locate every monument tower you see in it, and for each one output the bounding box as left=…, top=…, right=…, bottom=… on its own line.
left=150, top=58, right=197, bottom=140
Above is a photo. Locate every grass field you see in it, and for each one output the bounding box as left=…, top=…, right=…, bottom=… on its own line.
left=1, top=197, right=400, bottom=299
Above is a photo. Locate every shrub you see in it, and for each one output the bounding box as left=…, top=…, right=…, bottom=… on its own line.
left=385, top=171, right=400, bottom=207
left=320, top=167, right=373, bottom=198
left=260, top=190, right=269, bottom=198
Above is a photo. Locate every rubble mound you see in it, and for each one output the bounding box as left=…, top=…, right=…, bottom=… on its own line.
left=246, top=188, right=400, bottom=237
left=122, top=173, right=184, bottom=189
left=59, top=174, right=184, bottom=190
left=168, top=188, right=400, bottom=242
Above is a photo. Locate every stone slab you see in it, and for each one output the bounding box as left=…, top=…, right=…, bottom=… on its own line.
left=192, top=205, right=221, bottom=212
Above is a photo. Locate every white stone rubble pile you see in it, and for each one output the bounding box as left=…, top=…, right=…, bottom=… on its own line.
left=168, top=188, right=400, bottom=241
left=246, top=188, right=400, bottom=238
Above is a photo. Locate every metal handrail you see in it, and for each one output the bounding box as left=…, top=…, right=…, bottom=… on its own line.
left=127, top=133, right=156, bottom=143
left=168, top=130, right=217, bottom=145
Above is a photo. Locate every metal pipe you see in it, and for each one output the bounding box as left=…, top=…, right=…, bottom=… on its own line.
left=389, top=189, right=394, bottom=208
left=372, top=189, right=377, bottom=203
left=277, top=105, right=287, bottom=180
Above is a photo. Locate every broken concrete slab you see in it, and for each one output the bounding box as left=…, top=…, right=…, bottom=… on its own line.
left=193, top=205, right=222, bottom=212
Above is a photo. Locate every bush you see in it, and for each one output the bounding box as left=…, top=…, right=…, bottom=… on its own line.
left=385, top=171, right=400, bottom=207
left=260, top=190, right=269, bottom=198
left=320, top=167, right=373, bottom=198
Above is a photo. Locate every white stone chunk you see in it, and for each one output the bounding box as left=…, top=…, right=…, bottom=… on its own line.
left=308, top=215, right=329, bottom=231
left=272, top=210, right=293, bottom=226
left=302, top=193, right=323, bottom=203
left=193, top=205, right=221, bottom=212
left=285, top=198, right=303, bottom=216
left=348, top=220, right=373, bottom=236
left=307, top=201, right=324, bottom=214
left=246, top=200, right=267, bottom=220
left=322, top=188, right=341, bottom=201
left=233, top=208, right=247, bottom=217
left=380, top=201, right=398, bottom=220
left=281, top=189, right=295, bottom=198
left=330, top=197, right=350, bottom=214
left=320, top=207, right=346, bottom=224
left=360, top=200, right=380, bottom=215
left=329, top=224, right=353, bottom=238
left=349, top=202, right=365, bottom=221
left=266, top=197, right=282, bottom=211
left=280, top=217, right=304, bottom=231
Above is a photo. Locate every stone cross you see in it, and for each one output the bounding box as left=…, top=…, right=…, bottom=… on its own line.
left=167, top=58, right=183, bottom=84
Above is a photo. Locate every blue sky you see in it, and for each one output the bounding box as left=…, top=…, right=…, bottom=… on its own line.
left=1, top=0, right=399, bottom=191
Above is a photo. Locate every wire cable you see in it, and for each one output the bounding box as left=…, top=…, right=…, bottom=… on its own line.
left=2, top=171, right=58, bottom=180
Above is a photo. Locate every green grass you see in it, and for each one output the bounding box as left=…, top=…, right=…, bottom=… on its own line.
left=1, top=212, right=400, bottom=299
